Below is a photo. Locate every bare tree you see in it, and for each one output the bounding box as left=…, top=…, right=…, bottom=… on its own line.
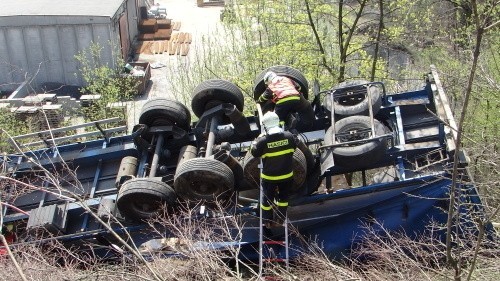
left=445, top=1, right=499, bottom=279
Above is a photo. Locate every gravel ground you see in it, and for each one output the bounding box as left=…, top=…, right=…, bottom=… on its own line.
left=126, top=0, right=224, bottom=130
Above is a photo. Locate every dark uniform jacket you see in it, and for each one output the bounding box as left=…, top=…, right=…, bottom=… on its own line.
left=250, top=131, right=299, bottom=182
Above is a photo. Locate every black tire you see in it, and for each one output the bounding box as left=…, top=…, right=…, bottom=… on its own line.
left=191, top=79, right=244, bottom=118
left=297, top=138, right=315, bottom=174
left=116, top=178, right=176, bottom=221
left=241, top=149, right=307, bottom=194
left=323, top=80, right=382, bottom=117
left=293, top=95, right=315, bottom=132
left=290, top=148, right=307, bottom=193
left=325, top=116, right=389, bottom=168
left=253, top=65, right=309, bottom=102
left=241, top=151, right=261, bottom=187
left=139, top=98, right=191, bottom=131
left=174, top=158, right=234, bottom=201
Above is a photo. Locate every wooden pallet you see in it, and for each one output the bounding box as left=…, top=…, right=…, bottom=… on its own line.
left=154, top=29, right=172, bottom=40
left=179, top=33, right=191, bottom=56
left=153, top=41, right=164, bottom=54
left=138, top=33, right=155, bottom=41
left=163, top=40, right=170, bottom=53
left=135, top=29, right=191, bottom=56
left=168, top=33, right=178, bottom=55
left=166, top=32, right=192, bottom=56
left=172, top=21, right=182, bottom=31
left=136, top=41, right=153, bottom=55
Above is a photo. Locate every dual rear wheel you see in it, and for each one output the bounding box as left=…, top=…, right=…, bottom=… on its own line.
left=117, top=82, right=243, bottom=220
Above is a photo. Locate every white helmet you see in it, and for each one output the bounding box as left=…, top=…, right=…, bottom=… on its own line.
left=261, top=111, right=281, bottom=134
left=263, top=71, right=277, bottom=85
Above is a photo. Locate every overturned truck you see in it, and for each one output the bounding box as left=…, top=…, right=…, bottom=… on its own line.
left=0, top=65, right=490, bottom=262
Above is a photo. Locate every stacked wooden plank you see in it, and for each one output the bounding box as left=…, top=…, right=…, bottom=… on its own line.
left=157, top=19, right=172, bottom=29
left=139, top=19, right=158, bottom=33
left=137, top=18, right=172, bottom=42
left=196, top=0, right=225, bottom=7
left=155, top=29, right=172, bottom=40
left=138, top=33, right=155, bottom=41
left=10, top=94, right=64, bottom=133
left=136, top=32, right=192, bottom=56
left=136, top=18, right=192, bottom=56
left=36, top=104, right=64, bottom=132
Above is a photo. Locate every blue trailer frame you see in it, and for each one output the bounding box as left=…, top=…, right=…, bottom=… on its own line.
left=0, top=66, right=489, bottom=263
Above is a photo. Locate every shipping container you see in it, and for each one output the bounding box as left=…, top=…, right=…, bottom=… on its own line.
left=0, top=0, right=142, bottom=92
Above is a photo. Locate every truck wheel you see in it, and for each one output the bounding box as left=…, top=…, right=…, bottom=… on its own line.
left=242, top=149, right=307, bottom=194
left=174, top=158, right=234, bottom=201
left=293, top=95, right=315, bottom=132
left=253, top=65, right=309, bottom=101
left=297, top=139, right=315, bottom=174
left=323, top=80, right=382, bottom=117
left=139, top=98, right=191, bottom=131
left=116, top=178, right=176, bottom=221
left=325, top=116, right=389, bottom=168
left=290, top=148, right=307, bottom=193
left=191, top=79, right=244, bottom=118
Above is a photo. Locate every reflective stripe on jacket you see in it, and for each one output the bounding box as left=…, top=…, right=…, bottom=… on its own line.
left=250, top=131, right=298, bottom=182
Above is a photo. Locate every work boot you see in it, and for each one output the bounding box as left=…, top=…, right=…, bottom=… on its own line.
left=264, top=221, right=282, bottom=228
left=263, top=216, right=275, bottom=229
left=274, top=217, right=284, bottom=226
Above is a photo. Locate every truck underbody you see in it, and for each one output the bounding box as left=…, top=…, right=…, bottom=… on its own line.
left=0, top=65, right=489, bottom=263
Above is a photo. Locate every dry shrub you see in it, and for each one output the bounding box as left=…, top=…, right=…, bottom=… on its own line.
left=1, top=201, right=248, bottom=280
left=4, top=200, right=497, bottom=281
left=1, top=242, right=98, bottom=281
left=349, top=220, right=500, bottom=281
left=290, top=240, right=362, bottom=281
left=143, top=201, right=250, bottom=280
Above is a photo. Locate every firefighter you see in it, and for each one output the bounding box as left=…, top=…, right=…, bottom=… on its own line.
left=251, top=111, right=299, bottom=228
left=258, top=71, right=302, bottom=128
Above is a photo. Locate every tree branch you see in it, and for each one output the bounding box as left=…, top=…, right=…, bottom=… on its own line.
left=304, top=0, right=335, bottom=77
left=370, top=0, right=384, bottom=81
left=0, top=234, right=28, bottom=281
left=446, top=0, right=485, bottom=272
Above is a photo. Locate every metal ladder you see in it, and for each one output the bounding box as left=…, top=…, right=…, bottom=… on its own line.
left=258, top=192, right=290, bottom=279
left=256, top=104, right=290, bottom=279
left=261, top=217, right=290, bottom=274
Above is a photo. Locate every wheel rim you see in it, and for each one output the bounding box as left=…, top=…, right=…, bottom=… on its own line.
left=174, top=158, right=234, bottom=201
left=132, top=201, right=158, bottom=213
left=117, top=178, right=176, bottom=221
left=325, top=116, right=389, bottom=168
left=149, top=116, right=174, bottom=127
left=188, top=176, right=221, bottom=197
left=336, top=92, right=365, bottom=106
left=337, top=125, right=372, bottom=143
left=204, top=99, right=225, bottom=111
